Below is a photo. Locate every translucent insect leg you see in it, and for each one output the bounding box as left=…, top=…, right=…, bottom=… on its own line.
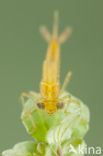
left=67, top=98, right=81, bottom=115
left=21, top=92, right=37, bottom=129
left=60, top=94, right=71, bottom=114
left=65, top=98, right=87, bottom=128
left=61, top=94, right=71, bottom=101
left=21, top=92, right=37, bottom=109
left=61, top=94, right=81, bottom=114
left=60, top=71, right=72, bottom=93
left=29, top=91, right=41, bottom=98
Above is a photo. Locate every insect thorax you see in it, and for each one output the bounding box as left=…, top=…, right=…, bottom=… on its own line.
left=40, top=81, right=60, bottom=99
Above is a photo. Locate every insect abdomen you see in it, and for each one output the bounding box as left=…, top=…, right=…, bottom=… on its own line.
left=47, top=41, right=60, bottom=62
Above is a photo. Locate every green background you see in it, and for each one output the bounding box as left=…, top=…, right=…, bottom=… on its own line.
left=0, top=0, right=103, bottom=155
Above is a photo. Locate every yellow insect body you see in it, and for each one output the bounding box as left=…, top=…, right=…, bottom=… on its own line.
left=40, top=40, right=60, bottom=114
left=21, top=12, right=72, bottom=114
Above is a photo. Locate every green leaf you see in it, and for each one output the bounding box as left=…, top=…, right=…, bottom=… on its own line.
left=46, top=112, right=80, bottom=144
left=2, top=141, right=38, bottom=156
left=21, top=92, right=90, bottom=144
left=71, top=98, right=90, bottom=138
left=44, top=138, right=85, bottom=156
left=46, top=94, right=89, bottom=145
left=21, top=97, right=67, bottom=142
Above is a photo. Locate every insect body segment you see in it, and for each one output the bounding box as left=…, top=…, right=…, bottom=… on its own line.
left=40, top=40, right=60, bottom=114
left=21, top=12, right=72, bottom=114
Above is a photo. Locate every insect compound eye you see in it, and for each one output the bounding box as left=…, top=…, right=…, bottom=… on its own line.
left=56, top=102, right=64, bottom=109
left=37, top=102, right=45, bottom=109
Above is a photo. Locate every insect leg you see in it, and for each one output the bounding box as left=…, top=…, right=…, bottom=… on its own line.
left=21, top=92, right=37, bottom=110
left=60, top=71, right=72, bottom=93
left=61, top=94, right=71, bottom=102
left=21, top=92, right=37, bottom=129
left=67, top=99, right=81, bottom=115
left=29, top=91, right=41, bottom=98
left=60, top=94, right=71, bottom=114
left=61, top=94, right=81, bottom=114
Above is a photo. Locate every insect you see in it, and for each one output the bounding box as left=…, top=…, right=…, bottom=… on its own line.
left=21, top=12, right=72, bottom=116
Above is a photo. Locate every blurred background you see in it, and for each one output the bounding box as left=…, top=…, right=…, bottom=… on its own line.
left=0, top=0, right=103, bottom=155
